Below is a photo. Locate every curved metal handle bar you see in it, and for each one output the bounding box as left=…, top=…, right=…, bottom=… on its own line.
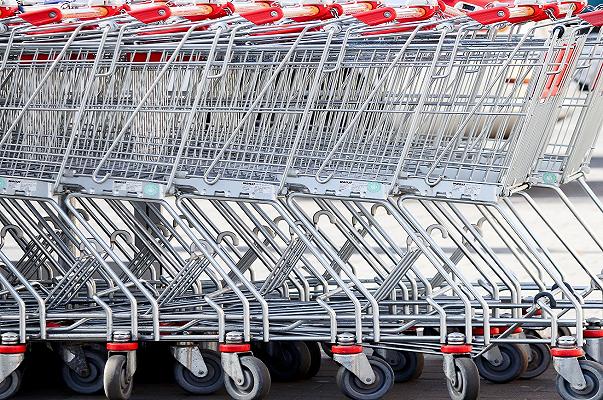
left=92, top=18, right=226, bottom=184
left=217, top=231, right=240, bottom=246
left=544, top=33, right=579, bottom=76
left=110, top=230, right=133, bottom=246
left=190, top=240, right=213, bottom=255
left=350, top=212, right=372, bottom=230
left=430, top=25, right=465, bottom=80
left=206, top=23, right=243, bottom=80
left=203, top=19, right=336, bottom=185
left=405, top=235, right=427, bottom=253
left=94, top=22, right=131, bottom=78
left=252, top=225, right=275, bottom=239
left=36, top=216, right=62, bottom=231
left=0, top=26, right=23, bottom=72
left=73, top=208, right=90, bottom=221
left=312, top=209, right=336, bottom=225
left=370, top=203, right=391, bottom=216
left=0, top=225, right=24, bottom=248
left=426, top=223, right=448, bottom=239
left=321, top=25, right=351, bottom=74
left=78, top=237, right=104, bottom=254
left=155, top=224, right=172, bottom=239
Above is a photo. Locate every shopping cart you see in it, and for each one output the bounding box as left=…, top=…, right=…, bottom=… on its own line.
left=1, top=1, right=603, bottom=400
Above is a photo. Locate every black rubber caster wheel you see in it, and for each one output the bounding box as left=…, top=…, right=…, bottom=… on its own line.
left=446, top=357, right=480, bottom=400
left=335, top=355, right=394, bottom=400
left=374, top=349, right=424, bottom=382
left=174, top=349, right=224, bottom=395
left=303, top=341, right=322, bottom=379
left=103, top=355, right=134, bottom=400
left=320, top=342, right=334, bottom=359
left=520, top=336, right=551, bottom=380
left=254, top=341, right=311, bottom=381
left=475, top=343, right=528, bottom=383
left=224, top=355, right=271, bottom=400
left=556, top=360, right=603, bottom=400
left=62, top=350, right=106, bottom=394
left=0, top=370, right=22, bottom=400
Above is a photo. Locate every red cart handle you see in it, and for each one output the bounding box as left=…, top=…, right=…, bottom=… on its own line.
left=579, top=9, right=603, bottom=27
left=0, top=5, right=18, bottom=18
left=240, top=6, right=283, bottom=24
left=353, top=7, right=397, bottom=25
left=128, top=3, right=171, bottom=23
left=467, top=6, right=509, bottom=24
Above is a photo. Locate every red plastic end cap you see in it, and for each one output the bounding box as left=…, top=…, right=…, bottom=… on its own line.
left=473, top=327, right=500, bottom=336
left=550, top=347, right=584, bottom=358
left=584, top=329, right=603, bottom=339
left=441, top=344, right=473, bottom=354
left=219, top=343, right=251, bottom=353
left=331, top=345, right=363, bottom=355
left=511, top=327, right=523, bottom=334
left=579, top=10, right=603, bottom=27
left=0, top=344, right=27, bottom=354
left=106, top=342, right=139, bottom=352
left=0, top=6, right=18, bottom=18
left=353, top=7, right=396, bottom=26
left=467, top=6, right=509, bottom=24
left=128, top=4, right=171, bottom=23
left=241, top=7, right=283, bottom=25
left=19, top=7, right=62, bottom=26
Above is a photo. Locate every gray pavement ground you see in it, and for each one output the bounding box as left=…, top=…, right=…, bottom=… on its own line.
left=16, top=355, right=561, bottom=400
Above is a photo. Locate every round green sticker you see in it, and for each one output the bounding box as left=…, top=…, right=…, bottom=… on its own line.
left=143, top=183, right=160, bottom=197
left=542, top=172, right=558, bottom=185
left=367, top=181, right=382, bottom=193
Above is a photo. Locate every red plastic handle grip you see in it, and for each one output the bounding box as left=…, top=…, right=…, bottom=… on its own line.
left=0, top=6, right=19, bottom=18
left=289, top=3, right=343, bottom=22
left=532, top=3, right=558, bottom=21
left=353, top=7, right=396, bottom=25
left=579, top=9, right=603, bottom=27
left=19, top=7, right=62, bottom=26
left=467, top=6, right=509, bottom=24
left=240, top=6, right=283, bottom=25
left=128, top=4, right=171, bottom=23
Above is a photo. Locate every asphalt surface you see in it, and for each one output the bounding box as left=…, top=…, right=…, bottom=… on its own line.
left=15, top=353, right=563, bottom=400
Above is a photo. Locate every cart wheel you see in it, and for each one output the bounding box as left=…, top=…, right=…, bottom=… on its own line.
left=104, top=355, right=133, bottom=400
left=255, top=341, right=311, bottom=381
left=303, top=341, right=322, bottom=379
left=556, top=360, right=603, bottom=400
left=0, top=370, right=22, bottom=400
left=320, top=342, right=334, bottom=359
left=558, top=327, right=572, bottom=338
left=520, top=337, right=551, bottom=380
left=446, top=357, right=480, bottom=400
left=173, top=349, right=223, bottom=395
left=335, top=355, right=394, bottom=400
left=374, top=349, right=424, bottom=382
left=224, top=355, right=271, bottom=400
left=475, top=343, right=528, bottom=383
left=62, top=350, right=105, bottom=394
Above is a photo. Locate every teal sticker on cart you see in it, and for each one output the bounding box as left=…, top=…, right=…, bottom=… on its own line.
left=542, top=172, right=558, bottom=184
left=0, top=178, right=5, bottom=190
left=143, top=183, right=160, bottom=197
left=367, top=182, right=382, bottom=193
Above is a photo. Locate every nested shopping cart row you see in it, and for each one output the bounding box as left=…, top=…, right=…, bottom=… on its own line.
left=0, top=1, right=603, bottom=400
